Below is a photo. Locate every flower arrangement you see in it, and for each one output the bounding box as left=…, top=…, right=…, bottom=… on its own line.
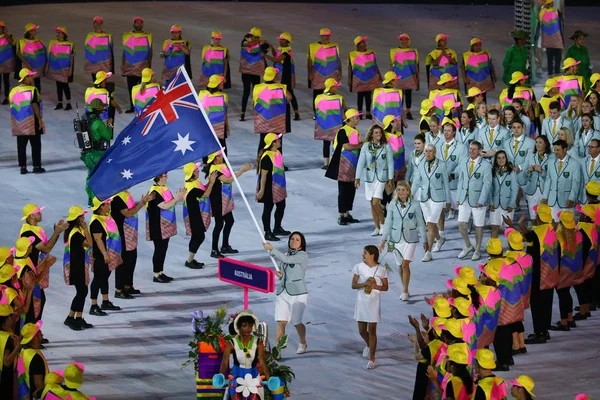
left=259, top=334, right=296, bottom=399
left=184, top=307, right=232, bottom=372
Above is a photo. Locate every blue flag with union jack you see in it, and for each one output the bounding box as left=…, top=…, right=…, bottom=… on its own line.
left=89, top=67, right=221, bottom=200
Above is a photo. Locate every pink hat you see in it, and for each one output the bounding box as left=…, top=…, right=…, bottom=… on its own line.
left=92, top=16, right=103, bottom=23
left=133, top=16, right=144, bottom=23
left=398, top=33, right=410, bottom=41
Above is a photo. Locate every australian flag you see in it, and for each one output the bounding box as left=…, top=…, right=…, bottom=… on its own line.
left=89, top=66, right=221, bottom=200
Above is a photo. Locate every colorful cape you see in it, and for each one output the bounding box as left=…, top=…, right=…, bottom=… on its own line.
left=463, top=50, right=494, bottom=92
left=314, top=93, right=344, bottom=141
left=426, top=48, right=458, bottom=91
left=199, top=90, right=229, bottom=139
left=531, top=224, right=560, bottom=290
left=131, top=82, right=160, bottom=114
left=183, top=180, right=212, bottom=234
left=349, top=50, right=380, bottom=92
left=474, top=284, right=501, bottom=348
left=258, top=150, right=287, bottom=203
left=199, top=45, right=227, bottom=86
left=556, top=229, right=583, bottom=288
left=115, top=190, right=139, bottom=251
left=210, top=164, right=235, bottom=215
left=239, top=42, right=265, bottom=76
left=308, top=42, right=341, bottom=90
left=84, top=86, right=110, bottom=122
left=372, top=87, right=403, bottom=126
left=84, top=32, right=113, bottom=74
left=47, top=40, right=74, bottom=83
left=540, top=7, right=564, bottom=49
left=63, top=227, right=91, bottom=286
left=162, top=39, right=189, bottom=80
left=0, top=34, right=16, bottom=74
left=19, top=38, right=47, bottom=76
left=90, top=214, right=123, bottom=271
left=390, top=47, right=418, bottom=90
left=121, top=32, right=152, bottom=76
left=274, top=46, right=295, bottom=88
left=146, top=185, right=177, bottom=240
left=253, top=83, right=287, bottom=134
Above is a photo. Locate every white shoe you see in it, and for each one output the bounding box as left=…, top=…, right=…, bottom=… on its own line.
left=297, top=343, right=307, bottom=354
left=378, top=230, right=383, bottom=236
left=400, top=292, right=409, bottom=301
left=447, top=210, right=456, bottom=220
left=362, top=346, right=370, bottom=358
left=458, top=246, right=474, bottom=259
left=421, top=251, right=433, bottom=262
left=471, top=250, right=481, bottom=261
left=371, top=227, right=380, bottom=236
left=366, top=360, right=375, bottom=369
left=432, top=237, right=446, bottom=253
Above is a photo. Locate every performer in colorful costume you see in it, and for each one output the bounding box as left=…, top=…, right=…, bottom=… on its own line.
left=266, top=32, right=300, bottom=121
left=83, top=16, right=114, bottom=81
left=390, top=33, right=419, bottom=119
left=17, top=23, right=46, bottom=93
left=372, top=71, right=405, bottom=131
left=121, top=16, right=152, bottom=113
left=160, top=24, right=191, bottom=81
left=17, top=321, right=47, bottom=400
left=308, top=28, right=342, bottom=118
left=0, top=20, right=17, bottom=104
left=199, top=74, right=229, bottom=148
left=131, top=67, right=160, bottom=114
left=253, top=66, right=291, bottom=153
left=239, top=27, right=268, bottom=122
left=314, top=78, right=346, bottom=169
left=348, top=36, right=381, bottom=120
left=46, top=26, right=75, bottom=110
left=198, top=31, right=230, bottom=89
left=461, top=38, right=495, bottom=99
left=472, top=349, right=508, bottom=400
left=426, top=34, right=458, bottom=92
left=559, top=57, right=586, bottom=106
left=84, top=70, right=122, bottom=126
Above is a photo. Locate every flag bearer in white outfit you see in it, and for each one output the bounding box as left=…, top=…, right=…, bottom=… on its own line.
left=580, top=138, right=600, bottom=204
left=476, top=109, right=510, bottom=161
left=410, top=144, right=451, bottom=262
left=436, top=118, right=466, bottom=228
left=456, top=140, right=492, bottom=261
left=541, top=139, right=581, bottom=221
left=503, top=120, right=535, bottom=210
left=380, top=181, right=427, bottom=302
left=489, top=150, right=518, bottom=238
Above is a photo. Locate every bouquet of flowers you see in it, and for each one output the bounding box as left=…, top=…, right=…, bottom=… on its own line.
left=184, top=307, right=232, bottom=371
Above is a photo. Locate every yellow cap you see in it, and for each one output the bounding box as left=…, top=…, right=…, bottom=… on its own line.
left=141, top=68, right=154, bottom=83
left=21, top=320, right=43, bottom=345
left=467, top=87, right=485, bottom=98
left=18, top=68, right=36, bottom=83
left=486, top=238, right=503, bottom=256
left=447, top=342, right=469, bottom=364
left=66, top=206, right=88, bottom=222
left=509, top=375, right=535, bottom=397
left=470, top=37, right=483, bottom=46
left=578, top=204, right=599, bottom=223
left=94, top=71, right=112, bottom=85
left=383, top=115, right=400, bottom=130
left=207, top=149, right=224, bottom=164
left=475, top=348, right=496, bottom=369
left=559, top=210, right=576, bottom=229
left=507, top=229, right=524, bottom=251
left=91, top=197, right=111, bottom=211
left=452, top=297, right=472, bottom=318
left=263, top=66, right=278, bottom=82
left=454, top=266, right=477, bottom=285
left=438, top=73, right=457, bottom=86
left=443, top=99, right=460, bottom=112
left=344, top=108, right=362, bottom=121
left=436, top=33, right=449, bottom=43
left=0, top=20, right=6, bottom=28
left=430, top=316, right=445, bottom=336
left=353, top=36, right=368, bottom=46
left=585, top=180, right=600, bottom=197
left=544, top=77, right=559, bottom=93
left=324, top=78, right=341, bottom=91
left=481, top=258, right=505, bottom=283
left=211, top=31, right=222, bottom=39
left=249, top=27, right=262, bottom=38
left=170, top=24, right=182, bottom=33
left=319, top=28, right=331, bottom=36
left=263, top=133, right=282, bottom=149
left=183, top=162, right=201, bottom=180
left=0, top=247, right=15, bottom=266
left=442, top=117, right=457, bottom=128
left=433, top=297, right=451, bottom=318
left=207, top=74, right=225, bottom=89
left=420, top=99, right=434, bottom=115
left=54, top=26, right=68, bottom=35
left=277, top=32, right=292, bottom=43
left=24, top=23, right=39, bottom=33
left=561, top=57, right=581, bottom=70
left=382, top=71, right=400, bottom=85
left=45, top=370, right=64, bottom=385
left=21, top=203, right=44, bottom=220
left=0, top=264, right=17, bottom=283
left=0, top=287, right=18, bottom=305
left=534, top=203, right=553, bottom=223
left=64, top=363, right=85, bottom=389
left=444, top=318, right=463, bottom=339
left=447, top=277, right=470, bottom=295
left=509, top=71, right=529, bottom=85
left=0, top=304, right=15, bottom=317
left=15, top=236, right=34, bottom=257
left=591, top=73, right=600, bottom=87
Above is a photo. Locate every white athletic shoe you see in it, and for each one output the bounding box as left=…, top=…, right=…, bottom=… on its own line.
left=362, top=346, right=370, bottom=358
left=297, top=343, right=307, bottom=354
left=421, top=251, right=433, bottom=262
left=366, top=360, right=375, bottom=369
left=447, top=209, right=456, bottom=220
left=471, top=250, right=481, bottom=261
left=400, top=292, right=410, bottom=301
left=432, top=237, right=446, bottom=253
left=458, top=246, right=474, bottom=259
left=371, top=228, right=380, bottom=236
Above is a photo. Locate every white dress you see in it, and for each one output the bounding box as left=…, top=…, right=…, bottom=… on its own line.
left=353, top=262, right=388, bottom=323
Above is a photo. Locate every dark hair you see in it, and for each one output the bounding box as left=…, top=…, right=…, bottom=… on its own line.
left=468, top=285, right=481, bottom=309
left=236, top=315, right=256, bottom=330
left=153, top=175, right=162, bottom=183
left=365, top=125, right=387, bottom=145
left=414, top=133, right=426, bottom=143
left=470, top=140, right=482, bottom=150
left=363, top=245, right=379, bottom=263
left=512, top=98, right=524, bottom=107
left=288, top=231, right=306, bottom=252
left=549, top=101, right=561, bottom=111
left=449, top=362, right=474, bottom=395
left=0, top=315, right=7, bottom=327
left=461, top=110, right=476, bottom=132
left=590, top=139, right=600, bottom=148
left=553, top=139, right=568, bottom=150
left=534, top=135, right=552, bottom=155
left=487, top=109, right=500, bottom=118
left=492, top=150, right=514, bottom=175
left=580, top=113, right=596, bottom=133
left=429, top=115, right=440, bottom=126
left=63, top=217, right=84, bottom=243
left=511, top=120, right=524, bottom=128
left=208, top=87, right=219, bottom=94
left=24, top=31, right=35, bottom=40
left=588, top=91, right=600, bottom=112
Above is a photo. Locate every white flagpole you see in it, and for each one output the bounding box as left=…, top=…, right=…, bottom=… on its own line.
left=182, top=67, right=281, bottom=272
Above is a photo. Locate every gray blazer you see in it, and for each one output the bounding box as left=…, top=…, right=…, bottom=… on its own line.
left=540, top=116, right=573, bottom=143
left=580, top=155, right=600, bottom=203
left=523, top=152, right=553, bottom=196
left=456, top=157, right=493, bottom=207
left=456, top=127, right=476, bottom=153
left=490, top=170, right=518, bottom=209
left=426, top=131, right=444, bottom=148
left=502, top=136, right=535, bottom=186
left=411, top=158, right=452, bottom=203
left=381, top=199, right=426, bottom=244
left=476, top=125, right=510, bottom=151
left=576, top=129, right=600, bottom=159
left=270, top=248, right=308, bottom=296
left=406, top=150, right=426, bottom=183
left=542, top=155, right=582, bottom=207
left=436, top=140, right=466, bottom=190
left=356, top=142, right=394, bottom=183
left=562, top=112, right=581, bottom=135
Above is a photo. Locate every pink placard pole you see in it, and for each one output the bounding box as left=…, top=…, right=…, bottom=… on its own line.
left=244, top=288, right=249, bottom=310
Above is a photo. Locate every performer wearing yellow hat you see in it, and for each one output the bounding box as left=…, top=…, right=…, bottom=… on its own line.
left=131, top=67, right=160, bottom=115
left=0, top=21, right=17, bottom=105
left=265, top=32, right=300, bottom=121
left=85, top=69, right=122, bottom=128
left=61, top=362, right=91, bottom=399
left=348, top=36, right=381, bottom=120
left=308, top=28, right=342, bottom=119
left=574, top=196, right=600, bottom=320
left=239, top=27, right=269, bottom=122
left=372, top=71, right=407, bottom=132
left=199, top=31, right=230, bottom=90
left=199, top=75, right=229, bottom=149
left=461, top=38, right=495, bottom=99
left=122, top=16, right=153, bottom=113
left=428, top=342, right=474, bottom=399
left=536, top=78, right=564, bottom=128
left=419, top=99, right=435, bottom=133
left=466, top=86, right=485, bottom=111
left=17, top=23, right=46, bottom=93
left=9, top=68, right=46, bottom=174
left=390, top=33, right=419, bottom=119
left=314, top=78, right=346, bottom=169
left=39, top=369, right=66, bottom=399
left=429, top=73, right=463, bottom=121
left=560, top=58, right=586, bottom=106
left=325, top=109, right=363, bottom=225
left=84, top=16, right=114, bottom=82
left=473, top=349, right=508, bottom=399
left=160, top=24, right=191, bottom=81
left=426, top=33, right=458, bottom=92
left=0, top=303, right=19, bottom=397
left=509, top=375, right=535, bottom=399
left=17, top=321, right=48, bottom=399
left=47, top=26, right=75, bottom=110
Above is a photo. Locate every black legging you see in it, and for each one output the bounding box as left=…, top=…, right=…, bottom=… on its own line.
left=1, top=73, right=10, bottom=98
left=493, top=324, right=513, bottom=365
left=37, top=289, right=46, bottom=322
left=546, top=48, right=562, bottom=76
left=212, top=212, right=234, bottom=251
left=357, top=91, right=372, bottom=114
left=262, top=200, right=286, bottom=233
left=556, top=286, right=573, bottom=320
left=116, top=247, right=137, bottom=290
left=33, top=77, right=41, bottom=94
left=288, top=88, right=299, bottom=112
left=241, top=73, right=261, bottom=113
left=90, top=260, right=111, bottom=300
left=70, top=283, right=89, bottom=312
left=323, top=141, right=331, bottom=158
left=404, top=89, right=412, bottom=109
left=189, top=231, right=206, bottom=254
left=338, top=181, right=356, bottom=214
left=312, top=89, right=325, bottom=115
left=152, top=238, right=169, bottom=273
left=55, top=81, right=71, bottom=102
left=17, top=133, right=42, bottom=168
left=126, top=75, right=142, bottom=110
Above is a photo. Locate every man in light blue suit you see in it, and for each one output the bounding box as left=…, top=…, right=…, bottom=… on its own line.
left=580, top=138, right=600, bottom=204
left=541, top=139, right=582, bottom=221
left=456, top=140, right=492, bottom=261
left=541, top=101, right=572, bottom=144
left=476, top=109, right=510, bottom=162
left=411, top=144, right=451, bottom=262
left=503, top=120, right=535, bottom=209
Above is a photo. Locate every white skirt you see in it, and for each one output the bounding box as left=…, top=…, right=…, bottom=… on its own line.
left=526, top=188, right=543, bottom=220
left=393, top=240, right=416, bottom=263
left=275, top=291, right=308, bottom=325
left=489, top=207, right=515, bottom=226
left=354, top=290, right=382, bottom=323
left=365, top=180, right=386, bottom=201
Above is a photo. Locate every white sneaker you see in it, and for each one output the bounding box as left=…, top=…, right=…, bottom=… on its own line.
left=421, top=251, right=433, bottom=262
left=362, top=346, right=370, bottom=358
left=458, top=246, right=474, bottom=259
left=400, top=292, right=409, bottom=301
left=366, top=360, right=375, bottom=369
left=471, top=250, right=481, bottom=261
left=297, top=343, right=307, bottom=354
left=447, top=210, right=456, bottom=220
left=432, top=237, right=446, bottom=253
left=371, top=227, right=380, bottom=236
